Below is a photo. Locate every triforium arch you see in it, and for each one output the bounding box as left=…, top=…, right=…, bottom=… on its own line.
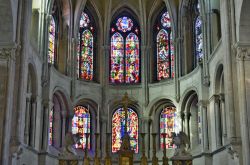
left=213, top=64, right=226, bottom=146
left=110, top=103, right=140, bottom=154
left=72, top=98, right=98, bottom=153
left=24, top=63, right=38, bottom=147
left=150, top=98, right=179, bottom=151
left=49, top=90, right=70, bottom=149
left=180, top=90, right=200, bottom=149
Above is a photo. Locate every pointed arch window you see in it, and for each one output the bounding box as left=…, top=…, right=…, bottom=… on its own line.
left=155, top=10, right=174, bottom=81
left=48, top=16, right=56, bottom=64
left=77, top=11, right=95, bottom=81
left=72, top=106, right=91, bottom=149
left=160, top=106, right=178, bottom=149
left=112, top=107, right=138, bottom=153
left=194, top=2, right=203, bottom=62
left=110, top=15, right=140, bottom=84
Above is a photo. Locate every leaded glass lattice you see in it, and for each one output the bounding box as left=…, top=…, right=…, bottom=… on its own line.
left=112, top=108, right=138, bottom=153
left=116, top=17, right=133, bottom=32
left=195, top=16, right=203, bottom=59
left=79, top=30, right=93, bottom=80
left=49, top=108, right=53, bottom=145
left=125, top=33, right=140, bottom=83
left=110, top=32, right=125, bottom=83
left=78, top=11, right=94, bottom=80
left=160, top=107, right=176, bottom=149
left=80, top=12, right=90, bottom=28
left=72, top=106, right=90, bottom=149
left=156, top=11, right=174, bottom=80
left=48, top=17, right=55, bottom=64
left=110, top=15, right=140, bottom=84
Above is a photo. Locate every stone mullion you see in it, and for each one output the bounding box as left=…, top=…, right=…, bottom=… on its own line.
left=61, top=110, right=67, bottom=147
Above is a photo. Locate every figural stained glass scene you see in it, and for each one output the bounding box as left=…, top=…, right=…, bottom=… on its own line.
left=110, top=15, right=140, bottom=84
left=78, top=11, right=94, bottom=81
left=72, top=106, right=91, bottom=149
left=112, top=108, right=138, bottom=153
left=156, top=11, right=174, bottom=80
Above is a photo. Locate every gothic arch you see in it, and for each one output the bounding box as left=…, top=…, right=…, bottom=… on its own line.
left=180, top=89, right=199, bottom=149
left=239, top=0, right=250, bottom=42
left=214, top=63, right=224, bottom=93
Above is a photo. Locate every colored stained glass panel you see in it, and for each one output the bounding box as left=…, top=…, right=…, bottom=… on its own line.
left=72, top=106, right=90, bottom=149
left=157, top=29, right=170, bottom=80
left=161, top=12, right=171, bottom=28
left=195, top=16, right=203, bottom=59
left=80, top=12, right=90, bottom=28
left=110, top=32, right=125, bottom=83
left=112, top=108, right=138, bottom=153
left=49, top=108, right=53, bottom=145
left=116, top=17, right=133, bottom=32
left=79, top=30, right=93, bottom=80
left=48, top=17, right=55, bottom=64
left=125, top=33, right=140, bottom=83
left=160, top=107, right=177, bottom=149
left=170, top=33, right=175, bottom=78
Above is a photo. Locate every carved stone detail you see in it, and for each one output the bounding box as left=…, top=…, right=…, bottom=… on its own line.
left=236, top=46, right=250, bottom=61
left=0, top=48, right=12, bottom=59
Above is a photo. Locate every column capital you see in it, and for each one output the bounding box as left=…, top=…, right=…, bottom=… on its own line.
left=234, top=43, right=250, bottom=61
left=197, top=100, right=208, bottom=107
left=209, top=94, right=220, bottom=103
left=219, top=93, right=225, bottom=101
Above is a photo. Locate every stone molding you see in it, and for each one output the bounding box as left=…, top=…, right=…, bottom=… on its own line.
left=197, top=100, right=208, bottom=108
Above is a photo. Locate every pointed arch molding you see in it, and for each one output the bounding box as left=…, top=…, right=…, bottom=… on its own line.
left=239, top=0, right=250, bottom=42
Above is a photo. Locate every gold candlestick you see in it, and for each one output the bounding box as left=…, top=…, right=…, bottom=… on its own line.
left=105, top=133, right=112, bottom=165
left=140, top=133, right=148, bottom=165
left=161, top=133, right=169, bottom=165
left=94, top=133, right=101, bottom=165
left=151, top=133, right=159, bottom=165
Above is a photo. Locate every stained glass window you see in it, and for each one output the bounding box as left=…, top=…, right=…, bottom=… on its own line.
left=49, top=108, right=54, bottom=145
left=112, top=108, right=138, bottom=153
left=110, top=15, right=140, bottom=84
left=48, top=17, right=56, bottom=64
left=125, top=33, right=140, bottom=83
left=194, top=2, right=203, bottom=61
left=110, top=32, right=124, bottom=83
left=160, top=106, right=177, bottom=149
left=78, top=11, right=95, bottom=80
left=72, top=106, right=90, bottom=149
left=156, top=11, right=174, bottom=81
left=116, top=17, right=133, bottom=32
left=195, top=16, right=203, bottom=59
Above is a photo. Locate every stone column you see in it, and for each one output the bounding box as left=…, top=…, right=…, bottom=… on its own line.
left=24, top=96, right=31, bottom=145
left=214, top=95, right=222, bottom=147
left=31, top=97, right=37, bottom=147
left=61, top=110, right=67, bottom=146
left=41, top=100, right=53, bottom=151
left=198, top=100, right=209, bottom=151
left=219, top=93, right=227, bottom=144
left=142, top=117, right=150, bottom=158
left=236, top=46, right=250, bottom=165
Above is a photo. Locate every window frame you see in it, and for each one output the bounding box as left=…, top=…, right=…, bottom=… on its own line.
left=109, top=12, right=141, bottom=84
